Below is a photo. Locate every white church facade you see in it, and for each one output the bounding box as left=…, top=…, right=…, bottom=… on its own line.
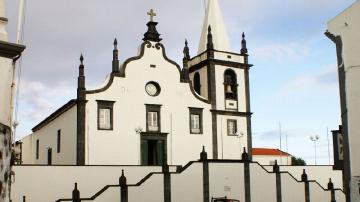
left=6, top=0, right=351, bottom=201
left=19, top=0, right=252, bottom=166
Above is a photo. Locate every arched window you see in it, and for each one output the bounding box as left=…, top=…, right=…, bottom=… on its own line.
left=194, top=72, right=201, bottom=95
left=224, top=69, right=237, bottom=100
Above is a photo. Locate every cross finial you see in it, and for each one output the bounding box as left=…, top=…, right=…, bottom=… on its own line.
left=147, top=9, right=157, bottom=22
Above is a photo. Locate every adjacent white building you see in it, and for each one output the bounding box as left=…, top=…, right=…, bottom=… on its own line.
left=252, top=148, right=292, bottom=166
left=19, top=0, right=252, bottom=166
left=326, top=1, right=360, bottom=201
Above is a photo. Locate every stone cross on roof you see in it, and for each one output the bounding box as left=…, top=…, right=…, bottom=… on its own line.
left=147, top=9, right=156, bottom=22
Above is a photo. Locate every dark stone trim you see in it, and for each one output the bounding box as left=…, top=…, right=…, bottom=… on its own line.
left=189, top=107, right=204, bottom=134
left=32, top=99, right=77, bottom=132
left=325, top=31, right=350, bottom=202
left=140, top=132, right=168, bottom=139
left=118, top=41, right=150, bottom=78
left=210, top=109, right=252, bottom=117
left=163, top=165, right=171, bottom=202
left=145, top=104, right=162, bottom=132
left=143, top=21, right=162, bottom=42
left=145, top=81, right=161, bottom=97
left=187, top=80, right=211, bottom=104
left=304, top=181, right=310, bottom=202
left=244, top=68, right=253, bottom=160
left=188, top=59, right=252, bottom=74
left=85, top=41, right=209, bottom=104
left=207, top=56, right=218, bottom=159
left=0, top=123, right=11, bottom=134
left=0, top=17, right=8, bottom=22
left=86, top=41, right=150, bottom=94
left=96, top=100, right=115, bottom=130
left=0, top=40, right=25, bottom=59
left=155, top=43, right=183, bottom=81
left=119, top=171, right=128, bottom=202
left=244, top=161, right=251, bottom=202
left=274, top=167, right=282, bottom=202
left=202, top=160, right=210, bottom=202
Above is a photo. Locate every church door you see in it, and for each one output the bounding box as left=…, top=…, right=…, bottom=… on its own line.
left=141, top=139, right=166, bottom=166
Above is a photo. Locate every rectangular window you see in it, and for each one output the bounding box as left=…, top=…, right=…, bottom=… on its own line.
left=227, top=119, right=237, bottom=136
left=147, top=111, right=159, bottom=131
left=57, top=130, right=61, bottom=153
left=36, top=139, right=39, bottom=159
left=146, top=104, right=161, bottom=132
left=189, top=107, right=203, bottom=134
left=190, top=114, right=200, bottom=134
left=97, top=100, right=115, bottom=130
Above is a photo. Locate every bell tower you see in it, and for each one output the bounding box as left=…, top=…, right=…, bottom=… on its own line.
left=184, top=0, right=253, bottom=160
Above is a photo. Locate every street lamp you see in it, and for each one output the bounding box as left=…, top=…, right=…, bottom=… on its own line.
left=310, top=135, right=320, bottom=165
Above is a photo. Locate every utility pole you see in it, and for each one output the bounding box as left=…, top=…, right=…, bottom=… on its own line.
left=279, top=122, right=282, bottom=165
left=326, top=126, right=331, bottom=165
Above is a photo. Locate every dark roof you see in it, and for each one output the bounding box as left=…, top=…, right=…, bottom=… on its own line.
left=32, top=99, right=77, bottom=132
left=0, top=40, right=26, bottom=59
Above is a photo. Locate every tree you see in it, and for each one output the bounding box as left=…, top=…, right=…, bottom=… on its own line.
left=291, top=156, right=306, bottom=166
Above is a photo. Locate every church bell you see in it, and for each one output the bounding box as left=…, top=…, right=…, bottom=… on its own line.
left=225, top=84, right=233, bottom=93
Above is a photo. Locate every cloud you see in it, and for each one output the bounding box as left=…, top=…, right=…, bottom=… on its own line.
left=280, top=65, right=338, bottom=96
left=15, top=80, right=75, bottom=138
left=252, top=42, right=311, bottom=64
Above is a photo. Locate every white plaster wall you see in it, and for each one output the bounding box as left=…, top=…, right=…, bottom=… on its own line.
left=86, top=42, right=213, bottom=165
left=214, top=65, right=246, bottom=112
left=262, top=165, right=343, bottom=190
left=335, top=189, right=346, bottom=202
left=217, top=115, right=247, bottom=160
left=21, top=106, right=77, bottom=165
left=253, top=155, right=291, bottom=166
left=20, top=135, right=33, bottom=164
left=93, top=187, right=119, bottom=202
left=0, top=57, right=13, bottom=126
left=281, top=174, right=305, bottom=202
left=214, top=51, right=244, bottom=64
left=250, top=163, right=277, bottom=202
left=11, top=165, right=166, bottom=202
left=128, top=174, right=164, bottom=202
left=209, top=163, right=245, bottom=201
left=188, top=52, right=207, bottom=67
left=172, top=163, right=203, bottom=202
left=328, top=2, right=360, bottom=200
left=309, top=182, right=331, bottom=202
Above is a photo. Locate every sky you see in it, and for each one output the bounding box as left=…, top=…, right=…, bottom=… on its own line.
left=4, top=0, right=356, bottom=165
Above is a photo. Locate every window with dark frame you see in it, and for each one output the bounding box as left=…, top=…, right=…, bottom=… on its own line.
left=97, top=100, right=115, bottom=130
left=146, top=104, right=161, bottom=132
left=57, top=130, right=61, bottom=153
left=189, top=107, right=203, bottom=134
left=227, top=119, right=237, bottom=136
left=36, top=139, right=39, bottom=159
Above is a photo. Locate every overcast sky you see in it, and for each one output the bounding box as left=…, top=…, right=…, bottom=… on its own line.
left=4, top=0, right=356, bottom=165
